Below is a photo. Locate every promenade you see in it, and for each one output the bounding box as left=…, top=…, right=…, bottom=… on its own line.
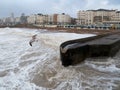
left=0, top=24, right=119, bottom=35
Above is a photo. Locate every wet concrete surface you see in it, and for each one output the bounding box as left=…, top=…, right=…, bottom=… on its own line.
left=60, top=33, right=120, bottom=66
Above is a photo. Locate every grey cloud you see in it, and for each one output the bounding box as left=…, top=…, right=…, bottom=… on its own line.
left=0, top=0, right=120, bottom=18
left=108, top=0, right=120, bottom=5
left=0, top=0, right=87, bottom=18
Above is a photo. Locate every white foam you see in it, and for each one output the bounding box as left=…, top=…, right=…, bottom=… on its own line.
left=0, top=28, right=120, bottom=90
left=85, top=58, right=120, bottom=73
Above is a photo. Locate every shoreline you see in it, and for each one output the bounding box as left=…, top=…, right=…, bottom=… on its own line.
left=0, top=24, right=120, bottom=35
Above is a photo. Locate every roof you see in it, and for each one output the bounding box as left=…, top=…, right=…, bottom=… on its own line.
left=87, top=9, right=116, bottom=12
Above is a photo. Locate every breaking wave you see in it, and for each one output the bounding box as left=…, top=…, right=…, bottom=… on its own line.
left=0, top=27, right=120, bottom=90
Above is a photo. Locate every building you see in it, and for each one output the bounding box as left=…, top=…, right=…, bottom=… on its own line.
left=57, top=13, right=71, bottom=25
left=112, top=11, right=120, bottom=21
left=47, top=14, right=58, bottom=25
left=10, top=13, right=15, bottom=25
left=77, top=10, right=87, bottom=25
left=53, top=14, right=58, bottom=25
left=77, top=9, right=117, bottom=25
left=15, top=17, right=21, bottom=24
left=1, top=18, right=6, bottom=25
left=0, top=19, right=3, bottom=25
left=27, top=14, right=37, bottom=24
left=20, top=13, right=27, bottom=24
left=47, top=14, right=54, bottom=24
left=36, top=14, right=48, bottom=25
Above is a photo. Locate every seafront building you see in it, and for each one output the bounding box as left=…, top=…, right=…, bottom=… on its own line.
left=10, top=13, right=15, bottom=24
left=47, top=14, right=54, bottom=25
left=35, top=14, right=48, bottom=25
left=47, top=14, right=58, bottom=25
left=14, top=17, right=21, bottom=24
left=1, top=9, right=120, bottom=29
left=33, top=13, right=72, bottom=27
left=20, top=13, right=27, bottom=24
left=77, top=9, right=120, bottom=29
left=27, top=14, right=37, bottom=24
left=57, top=13, right=71, bottom=25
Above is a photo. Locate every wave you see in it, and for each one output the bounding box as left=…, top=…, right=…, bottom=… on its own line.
left=0, top=28, right=120, bottom=90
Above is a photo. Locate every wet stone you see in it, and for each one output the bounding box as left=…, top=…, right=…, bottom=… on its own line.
left=60, top=33, right=120, bottom=67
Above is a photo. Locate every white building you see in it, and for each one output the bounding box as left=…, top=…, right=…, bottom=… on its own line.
left=27, top=14, right=37, bottom=24
left=112, top=11, right=120, bottom=21
left=57, top=13, right=71, bottom=25
left=47, top=14, right=58, bottom=25
left=77, top=10, right=87, bottom=25
left=2, top=18, right=6, bottom=23
left=15, top=17, right=21, bottom=24
left=48, top=15, right=54, bottom=24
left=77, top=9, right=117, bottom=25
left=36, top=14, right=48, bottom=24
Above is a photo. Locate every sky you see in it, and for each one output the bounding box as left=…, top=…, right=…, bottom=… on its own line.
left=0, top=0, right=120, bottom=18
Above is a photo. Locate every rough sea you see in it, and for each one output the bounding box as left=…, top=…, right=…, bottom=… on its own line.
left=0, top=28, right=120, bottom=90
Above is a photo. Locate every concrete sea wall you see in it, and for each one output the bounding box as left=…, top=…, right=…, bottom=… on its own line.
left=60, top=33, right=120, bottom=67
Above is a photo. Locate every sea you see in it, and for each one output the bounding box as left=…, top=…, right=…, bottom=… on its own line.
left=0, top=27, right=120, bottom=90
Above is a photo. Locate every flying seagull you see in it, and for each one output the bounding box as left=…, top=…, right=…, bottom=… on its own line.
left=29, top=34, right=37, bottom=46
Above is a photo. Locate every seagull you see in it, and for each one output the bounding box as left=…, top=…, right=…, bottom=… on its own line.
left=29, top=34, right=37, bottom=46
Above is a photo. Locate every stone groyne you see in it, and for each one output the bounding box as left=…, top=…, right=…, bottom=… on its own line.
left=60, top=32, right=120, bottom=67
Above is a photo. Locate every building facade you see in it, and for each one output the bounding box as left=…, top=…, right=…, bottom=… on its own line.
left=36, top=14, right=48, bottom=24
left=57, top=13, right=71, bottom=25
left=27, top=14, right=37, bottom=24
left=77, top=9, right=119, bottom=25
left=47, top=14, right=58, bottom=25
left=20, top=13, right=27, bottom=24
left=15, top=17, right=21, bottom=24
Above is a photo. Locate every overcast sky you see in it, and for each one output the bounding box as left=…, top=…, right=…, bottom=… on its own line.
left=0, top=0, right=120, bottom=18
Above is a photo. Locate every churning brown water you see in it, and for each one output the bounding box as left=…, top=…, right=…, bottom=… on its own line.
left=0, top=28, right=120, bottom=90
